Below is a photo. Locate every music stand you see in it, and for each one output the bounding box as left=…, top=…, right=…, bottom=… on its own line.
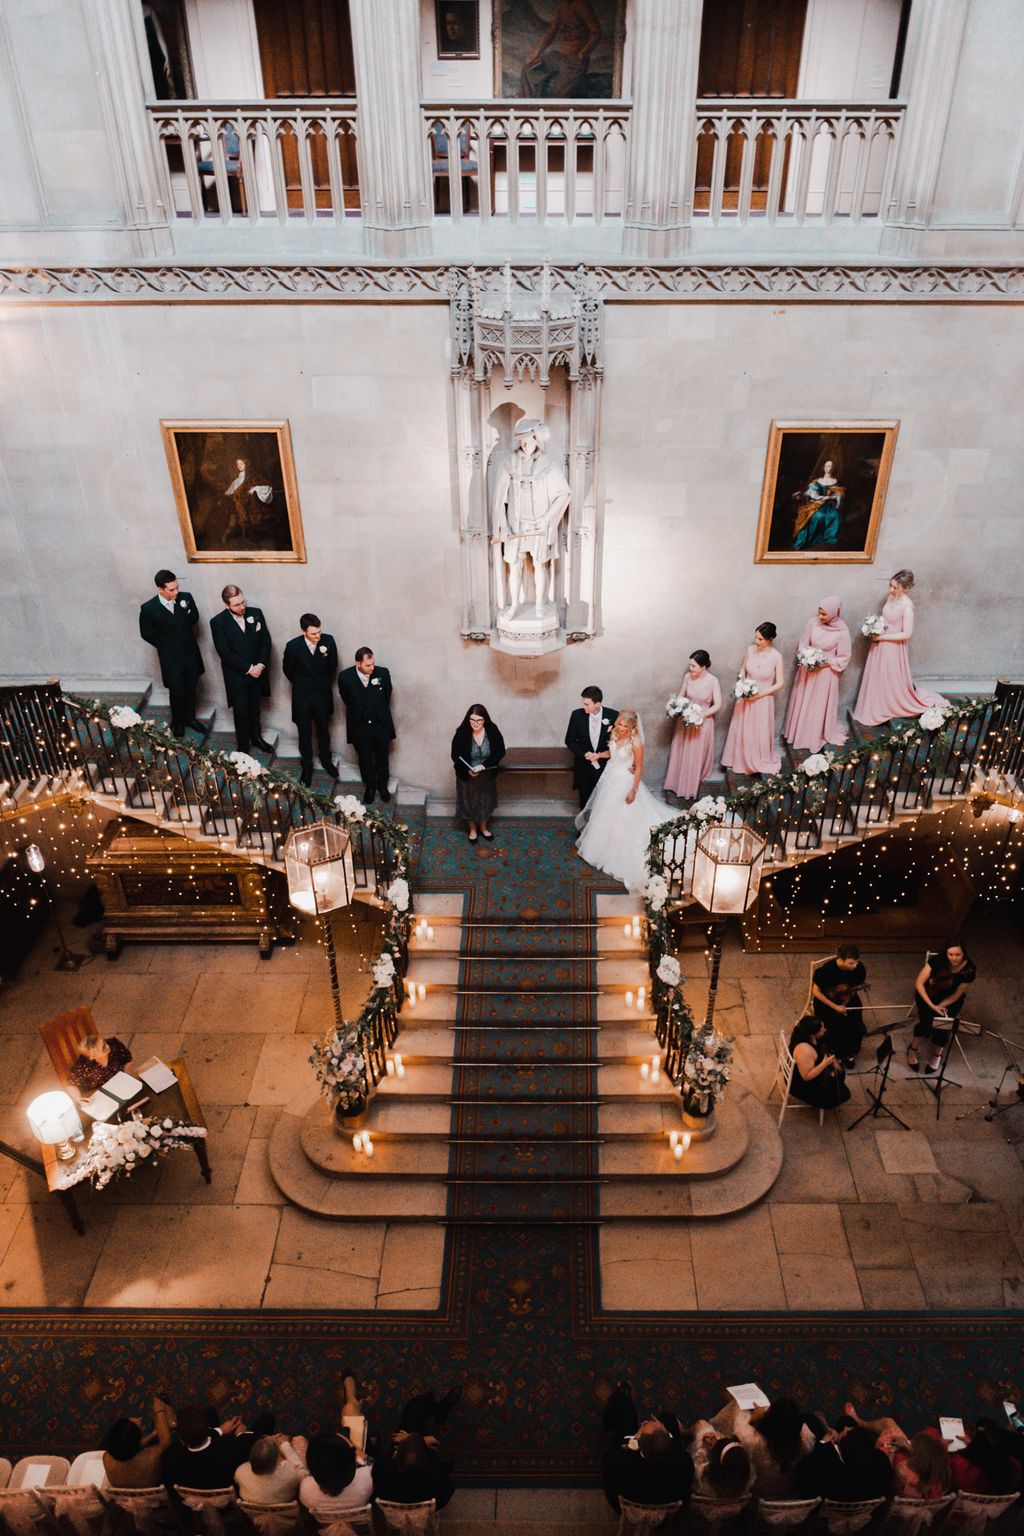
left=985, top=1030, right=1024, bottom=1122
left=848, top=1034, right=909, bottom=1131
left=920, top=1014, right=961, bottom=1121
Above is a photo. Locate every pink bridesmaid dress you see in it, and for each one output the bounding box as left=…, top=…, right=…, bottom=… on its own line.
left=664, top=671, right=718, bottom=798
left=783, top=596, right=851, bottom=752
left=853, top=594, right=947, bottom=727
left=721, top=645, right=782, bottom=775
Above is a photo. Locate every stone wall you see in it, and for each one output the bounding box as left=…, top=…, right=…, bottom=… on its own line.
left=1, top=297, right=1019, bottom=792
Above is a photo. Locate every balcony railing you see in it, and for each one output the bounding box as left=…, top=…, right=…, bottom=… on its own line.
left=423, top=101, right=630, bottom=225
left=693, top=99, right=904, bottom=225
left=148, top=102, right=360, bottom=224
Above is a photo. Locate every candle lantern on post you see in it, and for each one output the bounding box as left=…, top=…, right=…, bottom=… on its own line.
left=284, top=823, right=355, bottom=1033
left=691, top=824, right=766, bottom=1032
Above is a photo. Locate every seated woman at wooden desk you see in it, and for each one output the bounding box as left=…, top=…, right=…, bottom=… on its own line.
left=68, top=1034, right=132, bottom=1093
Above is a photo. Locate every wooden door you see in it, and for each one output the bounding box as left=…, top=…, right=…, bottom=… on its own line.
left=253, top=0, right=357, bottom=210
left=695, top=0, right=807, bottom=212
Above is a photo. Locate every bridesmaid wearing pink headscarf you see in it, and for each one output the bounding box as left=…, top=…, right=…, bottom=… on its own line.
left=783, top=596, right=851, bottom=753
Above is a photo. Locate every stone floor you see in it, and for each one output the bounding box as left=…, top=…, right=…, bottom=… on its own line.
left=0, top=875, right=1022, bottom=1311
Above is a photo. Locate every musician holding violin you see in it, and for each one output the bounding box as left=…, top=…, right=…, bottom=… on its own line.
left=811, top=943, right=867, bottom=1068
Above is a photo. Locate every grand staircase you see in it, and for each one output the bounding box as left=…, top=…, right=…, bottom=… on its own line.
left=269, top=889, right=781, bottom=1224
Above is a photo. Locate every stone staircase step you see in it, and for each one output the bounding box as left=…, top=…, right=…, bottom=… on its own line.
left=390, top=1027, right=658, bottom=1065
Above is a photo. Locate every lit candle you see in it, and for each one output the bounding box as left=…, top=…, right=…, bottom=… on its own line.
left=624, top=922, right=632, bottom=937
left=395, top=1054, right=405, bottom=1078
left=417, top=983, right=426, bottom=1001
left=625, top=990, right=634, bottom=1007
left=673, top=1141, right=684, bottom=1161
left=637, top=985, right=646, bottom=1010
left=426, top=925, right=434, bottom=941
left=363, top=1135, right=374, bottom=1158
left=669, top=1131, right=680, bottom=1150
left=651, top=1053, right=660, bottom=1073
left=386, top=1058, right=395, bottom=1076
left=407, top=987, right=416, bottom=1007
left=352, top=1133, right=363, bottom=1152
left=640, top=1062, right=649, bottom=1080
left=632, top=916, right=641, bottom=938
left=681, top=1132, right=692, bottom=1152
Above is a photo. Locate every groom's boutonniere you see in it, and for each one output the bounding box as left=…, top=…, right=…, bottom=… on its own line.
left=602, top=717, right=609, bottom=727
left=371, top=677, right=381, bottom=686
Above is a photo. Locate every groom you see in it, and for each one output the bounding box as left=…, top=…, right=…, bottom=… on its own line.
left=565, top=686, right=618, bottom=809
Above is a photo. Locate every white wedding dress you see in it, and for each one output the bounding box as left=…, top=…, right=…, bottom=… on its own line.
left=575, top=739, right=678, bottom=893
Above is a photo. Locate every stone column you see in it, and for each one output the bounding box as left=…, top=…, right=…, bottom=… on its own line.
left=623, top=0, right=703, bottom=259
left=881, top=0, right=970, bottom=255
left=82, top=0, right=173, bottom=254
left=349, top=0, right=432, bottom=257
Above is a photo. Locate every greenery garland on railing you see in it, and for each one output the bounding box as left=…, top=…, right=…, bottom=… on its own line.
left=64, top=693, right=413, bottom=1115
left=641, top=697, right=992, bottom=1113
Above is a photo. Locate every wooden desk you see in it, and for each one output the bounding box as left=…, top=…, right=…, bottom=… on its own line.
left=41, top=1057, right=210, bottom=1235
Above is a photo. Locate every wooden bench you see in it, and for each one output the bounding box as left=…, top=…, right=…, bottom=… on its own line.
left=501, top=747, right=573, bottom=775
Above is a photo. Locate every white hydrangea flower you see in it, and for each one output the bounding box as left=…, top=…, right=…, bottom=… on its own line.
left=800, top=753, right=831, bottom=777
left=373, top=952, right=397, bottom=989
left=919, top=706, right=948, bottom=731
left=386, top=877, right=410, bottom=913
left=656, top=955, right=681, bottom=987
left=334, top=794, right=366, bottom=821
left=109, top=705, right=143, bottom=728
left=691, top=795, right=727, bottom=822
left=228, top=751, right=266, bottom=779
left=643, top=874, right=670, bottom=912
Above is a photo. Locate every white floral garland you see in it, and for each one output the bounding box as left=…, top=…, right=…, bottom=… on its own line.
left=64, top=1117, right=207, bottom=1190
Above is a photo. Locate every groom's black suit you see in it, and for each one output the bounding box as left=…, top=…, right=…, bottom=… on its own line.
left=565, top=705, right=619, bottom=809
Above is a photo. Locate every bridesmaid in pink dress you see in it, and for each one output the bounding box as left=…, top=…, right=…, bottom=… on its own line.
left=664, top=649, right=722, bottom=799
left=721, top=622, right=785, bottom=775
left=853, top=569, right=948, bottom=727
left=783, top=595, right=851, bottom=753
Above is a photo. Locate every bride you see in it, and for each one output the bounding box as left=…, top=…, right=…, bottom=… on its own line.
left=575, top=709, right=677, bottom=892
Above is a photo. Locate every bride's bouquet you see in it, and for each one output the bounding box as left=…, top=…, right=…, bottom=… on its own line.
left=862, top=613, right=887, bottom=638
left=666, top=695, right=704, bottom=728
left=734, top=677, right=760, bottom=701
left=796, top=645, right=828, bottom=671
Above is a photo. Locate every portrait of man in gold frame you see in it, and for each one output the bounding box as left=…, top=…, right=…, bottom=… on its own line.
left=161, top=419, right=306, bottom=564
left=754, top=421, right=899, bottom=564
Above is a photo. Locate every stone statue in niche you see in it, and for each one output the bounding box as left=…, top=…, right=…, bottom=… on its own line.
left=491, top=418, right=571, bottom=623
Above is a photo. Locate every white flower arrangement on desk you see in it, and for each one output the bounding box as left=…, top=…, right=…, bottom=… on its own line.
left=642, top=873, right=670, bottom=912
left=919, top=705, right=950, bottom=732
left=797, top=645, right=828, bottom=672
left=666, top=695, right=705, bottom=728
left=681, top=1029, right=733, bottom=1116
left=333, top=794, right=366, bottom=822
left=862, top=613, right=887, bottom=638
left=309, top=1026, right=368, bottom=1110
left=799, top=752, right=832, bottom=778
left=64, top=1117, right=207, bottom=1191
left=734, top=678, right=760, bottom=701
left=109, top=705, right=144, bottom=729
left=386, top=877, right=410, bottom=913
left=228, top=751, right=266, bottom=779
left=656, top=954, right=681, bottom=987
left=690, top=795, right=728, bottom=824
left=372, top=951, right=397, bottom=991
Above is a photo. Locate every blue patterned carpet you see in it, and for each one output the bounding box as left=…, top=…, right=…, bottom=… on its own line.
left=0, top=818, right=1022, bottom=1478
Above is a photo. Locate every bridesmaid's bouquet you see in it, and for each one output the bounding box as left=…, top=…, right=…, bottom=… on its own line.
left=862, top=613, right=887, bottom=638
left=666, top=695, right=704, bottom=728
left=734, top=678, right=760, bottom=700
left=797, top=645, right=828, bottom=671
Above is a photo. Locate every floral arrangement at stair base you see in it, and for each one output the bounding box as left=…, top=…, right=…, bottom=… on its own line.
left=62, top=1117, right=207, bottom=1190
left=680, top=1028, right=733, bottom=1132
left=309, top=1025, right=372, bottom=1129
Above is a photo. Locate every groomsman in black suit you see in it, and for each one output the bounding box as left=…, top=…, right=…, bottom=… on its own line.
left=337, top=647, right=395, bottom=803
left=209, top=584, right=273, bottom=752
left=138, top=568, right=205, bottom=737
left=282, top=613, right=339, bottom=786
left=565, top=685, right=619, bottom=809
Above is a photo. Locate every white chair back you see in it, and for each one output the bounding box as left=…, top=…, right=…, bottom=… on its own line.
left=757, top=1495, right=821, bottom=1529
left=310, top=1506, right=373, bottom=1536
left=690, top=1490, right=752, bottom=1528
left=374, top=1499, right=438, bottom=1535
left=819, top=1497, right=886, bottom=1535
left=172, top=1485, right=236, bottom=1536
left=616, top=1495, right=684, bottom=1533
left=66, top=1457, right=108, bottom=1492
left=9, top=1464, right=71, bottom=1494
left=0, top=1464, right=12, bottom=1491
left=0, top=1488, right=49, bottom=1536
left=235, top=1499, right=305, bottom=1536
left=770, top=1029, right=826, bottom=1126
left=882, top=1492, right=956, bottom=1536
left=942, top=1489, right=1020, bottom=1535
left=97, top=1485, right=171, bottom=1536
left=46, top=1485, right=106, bottom=1536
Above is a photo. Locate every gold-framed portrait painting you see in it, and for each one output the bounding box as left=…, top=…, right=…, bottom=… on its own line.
left=494, top=0, right=626, bottom=98
left=754, top=421, right=899, bottom=564
left=161, top=419, right=306, bottom=563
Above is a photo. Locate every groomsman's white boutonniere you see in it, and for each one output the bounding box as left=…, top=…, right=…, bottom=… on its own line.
left=246, top=615, right=255, bottom=624
left=178, top=598, right=187, bottom=607
left=319, top=645, right=328, bottom=655
left=371, top=677, right=381, bottom=686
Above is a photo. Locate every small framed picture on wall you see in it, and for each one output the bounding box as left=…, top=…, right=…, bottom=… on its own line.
left=753, top=421, right=900, bottom=564
left=161, top=419, right=306, bottom=563
left=436, top=1, right=480, bottom=59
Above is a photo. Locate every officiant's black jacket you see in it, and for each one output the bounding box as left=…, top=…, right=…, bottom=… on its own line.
left=282, top=633, right=338, bottom=723
left=138, top=592, right=204, bottom=687
left=451, top=721, right=506, bottom=780
left=210, top=606, right=272, bottom=702
left=338, top=664, right=395, bottom=743
left=565, top=705, right=619, bottom=790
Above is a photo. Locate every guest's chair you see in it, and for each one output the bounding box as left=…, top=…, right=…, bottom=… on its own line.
left=301, top=1498, right=372, bottom=1534
left=880, top=1492, right=956, bottom=1536
left=769, top=1029, right=827, bottom=1126
left=689, top=1490, right=752, bottom=1531
left=374, top=1499, right=438, bottom=1535
left=7, top=1461, right=71, bottom=1492
left=756, top=1496, right=821, bottom=1530
left=96, top=1484, right=173, bottom=1536
left=66, top=1454, right=107, bottom=1489
left=616, top=1496, right=683, bottom=1533
left=172, top=1486, right=236, bottom=1536
left=942, top=1489, right=1020, bottom=1535
left=38, top=1006, right=96, bottom=1086
left=235, top=1499, right=306, bottom=1536
left=0, top=1462, right=11, bottom=1489
left=817, top=1497, right=886, bottom=1535
left=0, top=1485, right=55, bottom=1536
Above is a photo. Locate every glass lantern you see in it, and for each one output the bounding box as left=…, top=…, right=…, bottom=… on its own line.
left=283, top=823, right=355, bottom=916
left=691, top=824, right=766, bottom=915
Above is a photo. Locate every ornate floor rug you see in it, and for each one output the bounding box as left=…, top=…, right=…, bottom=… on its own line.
left=0, top=819, right=1022, bottom=1478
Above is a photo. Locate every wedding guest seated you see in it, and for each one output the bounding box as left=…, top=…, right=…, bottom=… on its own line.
left=372, top=1388, right=462, bottom=1512
left=788, top=1016, right=851, bottom=1110
left=796, top=1424, right=892, bottom=1503
left=236, top=1436, right=308, bottom=1504
left=812, top=944, right=868, bottom=1067
left=68, top=1033, right=132, bottom=1094
left=451, top=703, right=506, bottom=844
left=102, top=1396, right=174, bottom=1487
left=697, top=1437, right=753, bottom=1498
left=601, top=1383, right=694, bottom=1513
left=843, top=1406, right=951, bottom=1501
left=950, top=1421, right=1023, bottom=1494
left=711, top=1396, right=815, bottom=1497
left=163, top=1406, right=250, bottom=1490
left=299, top=1431, right=372, bottom=1518
left=909, top=941, right=977, bottom=1074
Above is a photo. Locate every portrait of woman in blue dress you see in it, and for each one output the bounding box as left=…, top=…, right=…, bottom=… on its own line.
left=791, top=460, right=844, bottom=550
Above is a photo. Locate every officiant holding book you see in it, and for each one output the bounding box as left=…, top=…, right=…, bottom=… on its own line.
left=451, top=704, right=506, bottom=843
